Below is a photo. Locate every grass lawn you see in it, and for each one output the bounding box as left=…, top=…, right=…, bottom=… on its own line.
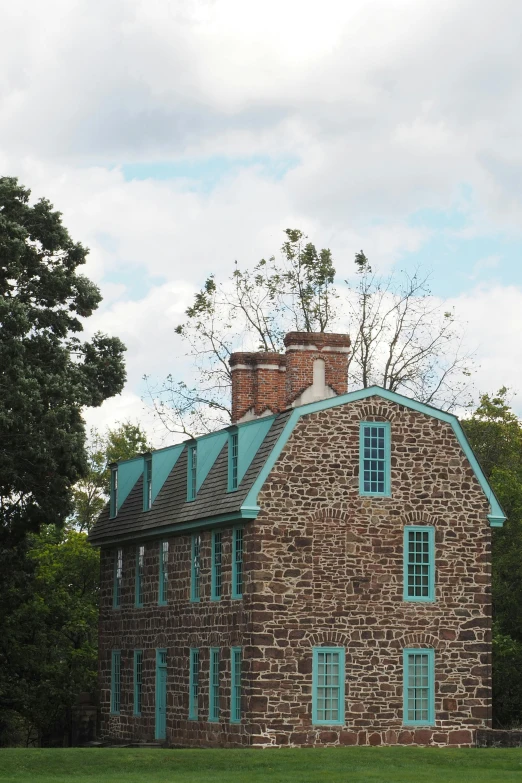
left=0, top=747, right=521, bottom=783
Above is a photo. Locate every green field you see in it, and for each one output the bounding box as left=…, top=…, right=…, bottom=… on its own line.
left=0, top=747, right=521, bottom=783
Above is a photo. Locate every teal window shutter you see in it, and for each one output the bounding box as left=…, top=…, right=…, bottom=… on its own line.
left=190, top=534, right=201, bottom=602
left=403, top=648, right=435, bottom=725
left=135, top=545, right=144, bottom=607
left=111, top=650, right=121, bottom=715
left=232, top=527, right=244, bottom=599
left=187, top=444, right=197, bottom=501
left=403, top=526, right=435, bottom=602
left=159, top=540, right=168, bottom=605
left=134, top=650, right=143, bottom=716
left=209, top=648, right=220, bottom=722
left=359, top=421, right=391, bottom=496
left=230, top=647, right=242, bottom=723
left=312, top=647, right=345, bottom=726
left=189, top=648, right=199, bottom=720
left=228, top=431, right=239, bottom=491
left=109, top=466, right=118, bottom=518
left=113, top=548, right=123, bottom=609
left=211, top=531, right=222, bottom=601
left=144, top=455, right=152, bottom=510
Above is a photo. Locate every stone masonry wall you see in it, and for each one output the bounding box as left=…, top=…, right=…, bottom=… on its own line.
left=98, top=527, right=252, bottom=747
left=246, top=397, right=493, bottom=747
left=98, top=395, right=494, bottom=748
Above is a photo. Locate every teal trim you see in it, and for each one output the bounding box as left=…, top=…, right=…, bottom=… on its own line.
left=187, top=444, right=197, bottom=501
left=109, top=466, right=118, bottom=518
left=403, top=526, right=435, bottom=602
left=312, top=647, right=345, bottom=726
left=196, top=430, right=228, bottom=493
left=113, top=548, right=122, bottom=609
left=151, top=444, right=184, bottom=504
left=143, top=455, right=152, bottom=511
left=231, top=527, right=244, bottom=600
left=155, top=648, right=167, bottom=740
left=359, top=420, right=391, bottom=496
left=237, top=416, right=276, bottom=486
left=227, top=430, right=239, bottom=492
left=110, top=650, right=121, bottom=715
left=158, top=540, right=168, bottom=605
left=92, top=509, right=259, bottom=548
left=211, top=530, right=222, bottom=601
left=242, top=386, right=506, bottom=527
left=190, top=534, right=201, bottom=602
left=117, top=457, right=144, bottom=512
left=189, top=648, right=199, bottom=720
left=209, top=647, right=220, bottom=722
left=134, top=650, right=143, bottom=716
left=135, top=545, right=144, bottom=607
left=230, top=647, right=242, bottom=723
left=403, top=648, right=435, bottom=726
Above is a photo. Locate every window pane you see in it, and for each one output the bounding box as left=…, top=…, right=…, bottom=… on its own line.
left=314, top=649, right=343, bottom=724
left=406, top=651, right=432, bottom=723
left=231, top=648, right=241, bottom=722
left=233, top=528, right=243, bottom=598
left=406, top=529, right=433, bottom=599
left=213, top=532, right=222, bottom=599
left=361, top=424, right=388, bottom=494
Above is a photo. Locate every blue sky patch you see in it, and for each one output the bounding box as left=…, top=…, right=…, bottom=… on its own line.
left=120, top=155, right=299, bottom=192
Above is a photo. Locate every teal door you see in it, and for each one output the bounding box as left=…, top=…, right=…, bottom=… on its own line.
left=155, top=650, right=167, bottom=740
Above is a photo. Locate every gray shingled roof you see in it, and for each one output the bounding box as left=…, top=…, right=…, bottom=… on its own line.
left=89, top=411, right=291, bottom=547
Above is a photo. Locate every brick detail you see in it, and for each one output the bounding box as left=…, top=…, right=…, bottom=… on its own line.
left=229, top=352, right=286, bottom=423
left=229, top=332, right=351, bottom=422
left=284, top=332, right=350, bottom=406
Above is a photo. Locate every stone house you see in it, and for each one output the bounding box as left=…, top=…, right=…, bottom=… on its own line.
left=89, top=331, right=506, bottom=748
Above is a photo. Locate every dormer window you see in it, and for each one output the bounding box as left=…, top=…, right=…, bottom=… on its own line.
left=228, top=431, right=239, bottom=491
left=110, top=466, right=118, bottom=518
left=144, top=455, right=152, bottom=511
left=187, top=444, right=197, bottom=501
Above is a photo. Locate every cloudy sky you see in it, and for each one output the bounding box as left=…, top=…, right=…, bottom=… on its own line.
left=2, top=0, right=522, bottom=442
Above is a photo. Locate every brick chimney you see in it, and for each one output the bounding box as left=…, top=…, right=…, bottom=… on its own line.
left=284, top=332, right=351, bottom=407
left=229, top=352, right=286, bottom=423
left=229, top=332, right=350, bottom=423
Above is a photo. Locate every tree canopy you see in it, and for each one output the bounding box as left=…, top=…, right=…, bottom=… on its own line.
left=71, top=422, right=150, bottom=533
left=148, top=229, right=472, bottom=437
left=463, top=389, right=522, bottom=727
left=0, top=176, right=126, bottom=542
left=0, top=421, right=149, bottom=746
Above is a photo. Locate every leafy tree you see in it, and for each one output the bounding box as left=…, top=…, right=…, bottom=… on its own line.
left=0, top=421, right=149, bottom=745
left=71, top=422, right=150, bottom=532
left=347, top=252, right=473, bottom=409
left=147, top=228, right=337, bottom=436
left=0, top=176, right=126, bottom=543
left=147, top=230, right=472, bottom=436
left=463, top=388, right=522, bottom=727
left=0, top=527, right=99, bottom=746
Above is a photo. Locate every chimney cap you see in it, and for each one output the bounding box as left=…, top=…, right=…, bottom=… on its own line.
left=229, top=351, right=286, bottom=368
left=284, top=332, right=351, bottom=351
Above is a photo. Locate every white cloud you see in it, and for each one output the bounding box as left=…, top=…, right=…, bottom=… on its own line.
left=2, top=0, right=522, bottom=434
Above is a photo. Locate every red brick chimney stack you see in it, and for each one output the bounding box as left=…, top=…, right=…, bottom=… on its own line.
left=284, top=332, right=351, bottom=408
left=229, top=352, right=286, bottom=424
left=229, top=332, right=351, bottom=424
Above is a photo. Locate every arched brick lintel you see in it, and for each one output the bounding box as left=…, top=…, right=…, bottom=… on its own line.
left=304, top=630, right=351, bottom=648
left=401, top=511, right=440, bottom=527
left=400, top=632, right=445, bottom=651
left=358, top=399, right=398, bottom=423
left=307, top=508, right=351, bottom=524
